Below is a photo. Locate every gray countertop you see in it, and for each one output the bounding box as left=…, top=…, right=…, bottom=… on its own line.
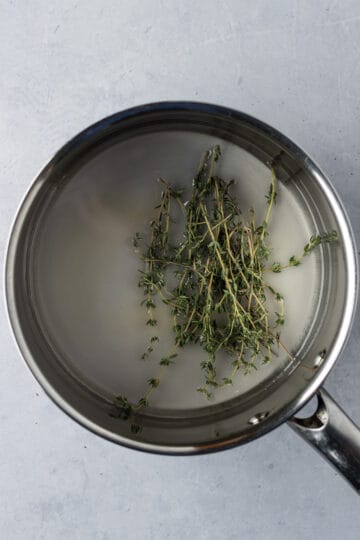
left=1, top=1, right=360, bottom=538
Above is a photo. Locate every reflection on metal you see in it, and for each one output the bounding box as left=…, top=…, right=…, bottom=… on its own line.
left=290, top=388, right=360, bottom=493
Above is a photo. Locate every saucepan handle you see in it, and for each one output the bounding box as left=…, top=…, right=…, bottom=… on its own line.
left=288, top=388, right=360, bottom=493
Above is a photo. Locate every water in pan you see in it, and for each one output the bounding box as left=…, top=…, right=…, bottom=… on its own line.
left=33, top=131, right=320, bottom=410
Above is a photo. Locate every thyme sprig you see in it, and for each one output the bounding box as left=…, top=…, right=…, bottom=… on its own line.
left=113, top=146, right=338, bottom=427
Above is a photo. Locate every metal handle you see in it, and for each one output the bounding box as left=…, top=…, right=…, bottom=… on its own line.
left=288, top=388, right=360, bottom=493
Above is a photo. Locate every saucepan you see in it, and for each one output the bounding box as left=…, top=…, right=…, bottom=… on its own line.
left=5, top=102, right=360, bottom=492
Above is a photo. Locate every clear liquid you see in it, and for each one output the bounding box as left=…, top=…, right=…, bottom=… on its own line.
left=33, top=131, right=320, bottom=410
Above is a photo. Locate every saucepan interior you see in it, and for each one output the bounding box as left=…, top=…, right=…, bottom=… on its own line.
left=6, top=103, right=356, bottom=453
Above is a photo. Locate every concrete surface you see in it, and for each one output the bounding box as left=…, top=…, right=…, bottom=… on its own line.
left=1, top=1, right=360, bottom=539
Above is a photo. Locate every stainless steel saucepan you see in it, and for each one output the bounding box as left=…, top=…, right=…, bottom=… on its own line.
left=6, top=102, right=360, bottom=492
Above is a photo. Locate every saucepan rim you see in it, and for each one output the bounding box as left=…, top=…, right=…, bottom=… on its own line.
left=5, top=101, right=358, bottom=454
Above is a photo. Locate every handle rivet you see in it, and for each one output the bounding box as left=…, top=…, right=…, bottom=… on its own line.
left=248, top=412, right=269, bottom=425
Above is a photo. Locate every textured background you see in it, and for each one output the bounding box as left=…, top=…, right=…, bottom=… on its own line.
left=1, top=1, right=360, bottom=539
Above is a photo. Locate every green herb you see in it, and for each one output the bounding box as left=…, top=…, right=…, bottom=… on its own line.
left=113, top=146, right=338, bottom=425
left=270, top=231, right=338, bottom=272
left=130, top=423, right=142, bottom=434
